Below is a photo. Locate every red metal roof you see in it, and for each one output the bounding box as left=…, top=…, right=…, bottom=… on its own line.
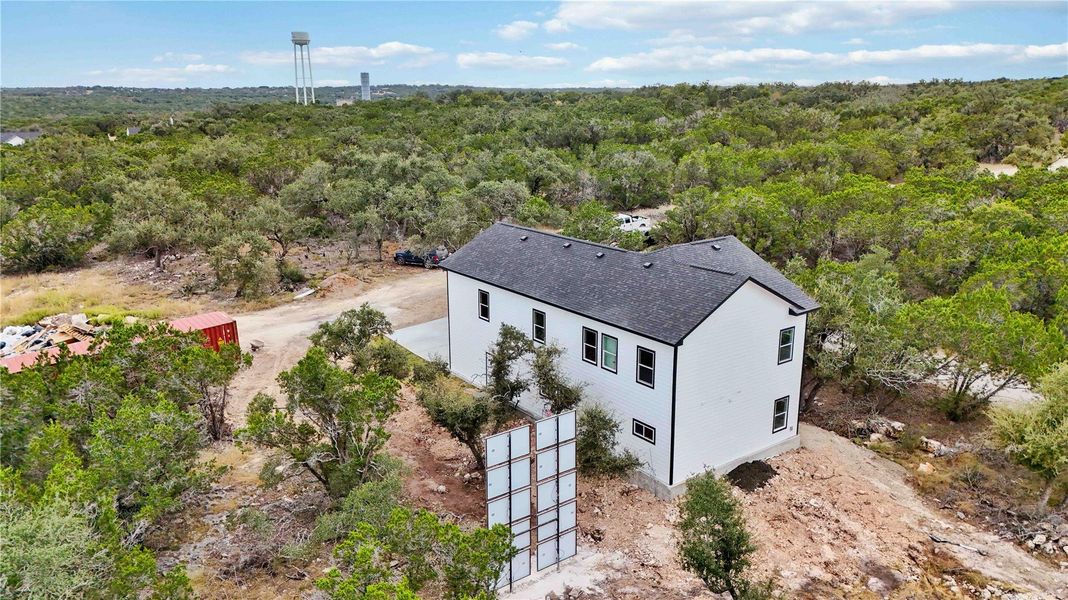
left=0, top=340, right=93, bottom=374
left=168, top=311, right=235, bottom=333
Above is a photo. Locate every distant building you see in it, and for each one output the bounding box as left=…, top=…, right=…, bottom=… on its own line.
left=361, top=72, right=370, bottom=101
left=125, top=126, right=141, bottom=136
left=1, top=131, right=43, bottom=146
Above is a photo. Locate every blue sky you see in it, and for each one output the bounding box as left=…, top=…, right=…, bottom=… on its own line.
left=2, top=1, right=1066, bottom=88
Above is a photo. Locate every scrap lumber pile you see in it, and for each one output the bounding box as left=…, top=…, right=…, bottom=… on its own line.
left=0, top=313, right=98, bottom=358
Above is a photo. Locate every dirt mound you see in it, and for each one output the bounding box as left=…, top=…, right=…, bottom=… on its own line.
left=317, top=272, right=364, bottom=296
left=727, top=460, right=777, bottom=492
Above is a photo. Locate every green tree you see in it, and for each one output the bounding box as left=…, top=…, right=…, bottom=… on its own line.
left=531, top=344, right=584, bottom=414
left=990, top=362, right=1068, bottom=507
left=240, top=347, right=401, bottom=496
left=210, top=231, right=274, bottom=298
left=786, top=251, right=929, bottom=410
left=247, top=196, right=316, bottom=261
left=677, top=471, right=771, bottom=600
left=597, top=150, right=671, bottom=210
left=485, top=324, right=534, bottom=426
left=0, top=202, right=98, bottom=272
left=905, top=285, right=1066, bottom=420
left=310, top=304, right=395, bottom=371
left=561, top=200, right=644, bottom=250
left=109, top=178, right=206, bottom=269
left=418, top=376, right=491, bottom=470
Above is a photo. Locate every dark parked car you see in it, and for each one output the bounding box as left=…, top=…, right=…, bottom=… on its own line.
left=394, top=248, right=447, bottom=268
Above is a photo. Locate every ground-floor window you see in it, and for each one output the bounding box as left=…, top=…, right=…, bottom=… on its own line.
left=632, top=419, right=656, bottom=444
left=772, top=396, right=789, bottom=432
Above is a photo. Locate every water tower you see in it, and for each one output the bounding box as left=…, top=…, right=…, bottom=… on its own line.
left=361, top=72, right=370, bottom=101
left=291, top=31, right=315, bottom=105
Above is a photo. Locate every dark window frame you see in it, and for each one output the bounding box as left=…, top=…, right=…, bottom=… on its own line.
left=582, top=327, right=598, bottom=365
left=600, top=333, right=618, bottom=374
left=478, top=289, right=490, bottom=322
left=772, top=396, right=789, bottom=433
left=632, top=419, right=656, bottom=444
left=778, top=326, right=795, bottom=364
left=636, top=346, right=655, bottom=388
left=532, top=309, right=546, bottom=344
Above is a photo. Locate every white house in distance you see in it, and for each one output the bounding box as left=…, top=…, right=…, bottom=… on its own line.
left=442, top=222, right=819, bottom=497
left=1, top=131, right=43, bottom=146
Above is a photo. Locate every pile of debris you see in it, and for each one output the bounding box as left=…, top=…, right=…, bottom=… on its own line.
left=0, top=313, right=98, bottom=358
left=851, top=416, right=965, bottom=457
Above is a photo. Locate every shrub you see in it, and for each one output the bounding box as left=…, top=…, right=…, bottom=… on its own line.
left=369, top=339, right=411, bottom=380
left=411, top=355, right=450, bottom=386
left=0, top=202, right=98, bottom=272
left=677, top=471, right=774, bottom=600
left=277, top=259, right=307, bottom=289
left=419, top=376, right=491, bottom=470
left=576, top=404, right=641, bottom=476
left=990, top=361, right=1068, bottom=507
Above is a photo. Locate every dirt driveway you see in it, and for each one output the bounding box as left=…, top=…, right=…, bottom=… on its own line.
left=227, top=269, right=446, bottom=425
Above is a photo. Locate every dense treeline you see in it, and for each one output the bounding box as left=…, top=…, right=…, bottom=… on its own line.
left=2, top=77, right=1067, bottom=414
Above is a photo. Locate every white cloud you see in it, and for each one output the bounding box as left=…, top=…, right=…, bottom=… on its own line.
left=241, top=42, right=437, bottom=67
left=546, top=1, right=958, bottom=37
left=545, top=42, right=585, bottom=51
left=153, top=52, right=203, bottom=63
left=399, top=52, right=448, bottom=69
left=588, top=42, right=1068, bottom=72
left=1020, top=41, right=1068, bottom=60
left=495, top=20, right=539, bottom=41
left=85, top=64, right=233, bottom=85
left=863, top=75, right=913, bottom=85
left=317, top=79, right=351, bottom=86
left=182, top=64, right=234, bottom=73
left=457, top=52, right=568, bottom=70
left=843, top=38, right=866, bottom=46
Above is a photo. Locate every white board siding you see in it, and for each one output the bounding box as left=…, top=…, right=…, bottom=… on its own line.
left=447, top=271, right=674, bottom=484
left=673, top=281, right=805, bottom=483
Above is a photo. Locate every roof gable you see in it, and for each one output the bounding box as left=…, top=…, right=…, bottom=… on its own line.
left=442, top=223, right=818, bottom=345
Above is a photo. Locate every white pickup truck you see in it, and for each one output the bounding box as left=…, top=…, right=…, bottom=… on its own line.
left=615, top=213, right=651, bottom=233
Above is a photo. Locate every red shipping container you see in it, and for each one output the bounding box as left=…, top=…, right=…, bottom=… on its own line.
left=168, top=311, right=239, bottom=351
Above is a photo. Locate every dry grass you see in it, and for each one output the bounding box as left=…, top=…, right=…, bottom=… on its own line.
left=1, top=268, right=203, bottom=326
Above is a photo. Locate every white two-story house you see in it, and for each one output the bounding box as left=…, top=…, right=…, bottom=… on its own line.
left=442, top=222, right=819, bottom=497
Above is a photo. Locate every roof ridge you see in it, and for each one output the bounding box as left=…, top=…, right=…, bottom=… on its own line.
left=492, top=222, right=630, bottom=253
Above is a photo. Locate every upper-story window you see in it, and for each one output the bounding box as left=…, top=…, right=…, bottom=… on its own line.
left=636, top=346, right=655, bottom=388
left=532, top=309, right=546, bottom=344
left=478, top=290, right=490, bottom=321
left=582, top=327, right=598, bottom=364
left=601, top=334, right=618, bottom=373
left=778, top=327, right=795, bottom=364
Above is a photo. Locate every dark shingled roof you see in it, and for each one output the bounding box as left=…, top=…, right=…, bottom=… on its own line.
left=441, top=222, right=819, bottom=346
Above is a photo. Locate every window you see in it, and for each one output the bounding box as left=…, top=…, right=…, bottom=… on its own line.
left=636, top=346, right=655, bottom=388
left=532, top=309, right=546, bottom=344
left=582, top=327, right=598, bottom=364
left=485, top=352, right=492, bottom=382
left=633, top=419, right=656, bottom=444
left=601, top=334, right=618, bottom=373
left=478, top=290, right=490, bottom=321
left=778, top=327, right=795, bottom=364
left=772, top=396, right=789, bottom=433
